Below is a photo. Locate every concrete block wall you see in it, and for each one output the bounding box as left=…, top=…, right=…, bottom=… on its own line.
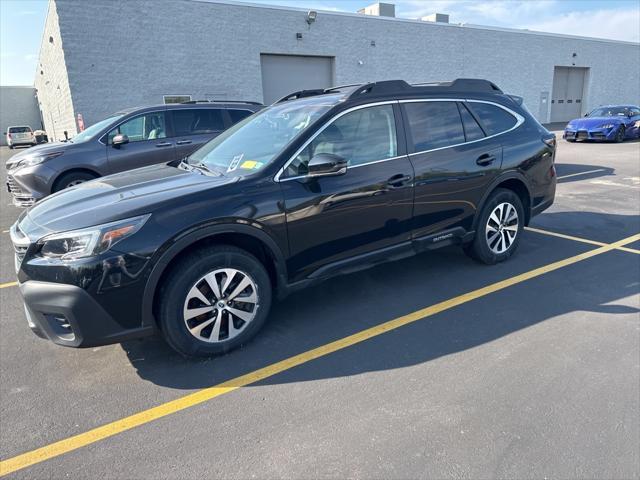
left=0, top=87, right=42, bottom=146
left=42, top=0, right=640, bottom=130
left=34, top=0, right=77, bottom=141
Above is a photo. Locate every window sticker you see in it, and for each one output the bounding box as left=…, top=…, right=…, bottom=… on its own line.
left=239, top=160, right=263, bottom=170
left=227, top=154, right=243, bottom=172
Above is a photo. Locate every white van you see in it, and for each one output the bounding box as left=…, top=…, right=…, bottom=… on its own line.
left=6, top=126, right=37, bottom=149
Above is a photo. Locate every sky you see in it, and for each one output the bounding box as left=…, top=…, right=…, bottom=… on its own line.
left=1, top=0, right=639, bottom=85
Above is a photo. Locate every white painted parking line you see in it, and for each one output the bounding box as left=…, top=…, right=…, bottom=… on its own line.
left=557, top=168, right=607, bottom=180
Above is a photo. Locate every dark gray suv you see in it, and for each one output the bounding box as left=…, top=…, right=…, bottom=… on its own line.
left=5, top=101, right=263, bottom=206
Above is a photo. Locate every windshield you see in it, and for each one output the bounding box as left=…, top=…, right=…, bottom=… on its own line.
left=71, top=114, right=124, bottom=143
left=188, top=96, right=339, bottom=175
left=588, top=107, right=629, bottom=117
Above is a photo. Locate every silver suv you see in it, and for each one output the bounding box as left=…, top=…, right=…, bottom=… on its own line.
left=5, top=101, right=262, bottom=206
left=6, top=126, right=37, bottom=149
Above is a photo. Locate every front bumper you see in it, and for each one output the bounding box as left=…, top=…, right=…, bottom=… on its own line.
left=5, top=164, right=57, bottom=207
left=19, top=280, right=154, bottom=347
left=563, top=127, right=618, bottom=142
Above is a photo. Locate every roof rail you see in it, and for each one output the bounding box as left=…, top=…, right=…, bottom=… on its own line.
left=276, top=78, right=503, bottom=104
left=180, top=99, right=263, bottom=105
left=411, top=78, right=503, bottom=93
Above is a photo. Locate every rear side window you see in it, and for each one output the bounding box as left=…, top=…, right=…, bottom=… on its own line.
left=228, top=110, right=253, bottom=124
left=172, top=109, right=225, bottom=136
left=9, top=127, right=32, bottom=133
left=467, top=102, right=517, bottom=136
left=404, top=101, right=465, bottom=151
left=458, top=103, right=485, bottom=142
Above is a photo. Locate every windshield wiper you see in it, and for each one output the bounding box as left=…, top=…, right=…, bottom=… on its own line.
left=187, top=159, right=222, bottom=177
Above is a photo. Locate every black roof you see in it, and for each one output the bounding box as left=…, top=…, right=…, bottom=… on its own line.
left=275, top=78, right=503, bottom=104
left=115, top=101, right=263, bottom=116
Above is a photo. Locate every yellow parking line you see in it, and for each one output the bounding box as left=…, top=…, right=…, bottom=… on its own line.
left=0, top=281, right=18, bottom=289
left=525, top=226, right=640, bottom=254
left=557, top=168, right=607, bottom=180
left=1, top=231, right=638, bottom=477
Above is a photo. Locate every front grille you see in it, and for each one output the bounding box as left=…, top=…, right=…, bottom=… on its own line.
left=9, top=224, right=31, bottom=272
left=6, top=176, right=23, bottom=195
left=577, top=131, right=588, bottom=140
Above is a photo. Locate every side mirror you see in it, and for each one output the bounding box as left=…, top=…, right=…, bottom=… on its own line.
left=584, top=113, right=589, bottom=117
left=112, top=134, right=129, bottom=147
left=307, top=153, right=347, bottom=178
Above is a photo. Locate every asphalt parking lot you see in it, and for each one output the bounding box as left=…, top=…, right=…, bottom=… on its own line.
left=0, top=131, right=639, bottom=479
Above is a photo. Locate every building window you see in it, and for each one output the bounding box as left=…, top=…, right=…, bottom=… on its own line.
left=163, top=95, right=192, bottom=104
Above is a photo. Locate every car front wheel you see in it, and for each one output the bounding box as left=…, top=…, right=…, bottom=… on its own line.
left=464, top=188, right=524, bottom=265
left=158, top=245, right=272, bottom=357
left=615, top=125, right=625, bottom=143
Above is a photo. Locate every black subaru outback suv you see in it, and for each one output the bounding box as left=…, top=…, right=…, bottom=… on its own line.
left=10, top=79, right=556, bottom=357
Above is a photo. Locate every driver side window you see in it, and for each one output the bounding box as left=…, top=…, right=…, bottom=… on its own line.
left=284, top=104, right=397, bottom=178
left=108, top=112, right=167, bottom=144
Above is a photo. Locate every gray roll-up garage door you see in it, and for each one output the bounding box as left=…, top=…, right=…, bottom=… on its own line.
left=260, top=54, right=334, bottom=104
left=550, top=66, right=588, bottom=122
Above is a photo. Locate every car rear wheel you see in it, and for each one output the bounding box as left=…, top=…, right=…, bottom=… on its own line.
left=52, top=171, right=98, bottom=192
left=615, top=125, right=625, bottom=143
left=158, top=245, right=272, bottom=357
left=464, top=188, right=524, bottom=265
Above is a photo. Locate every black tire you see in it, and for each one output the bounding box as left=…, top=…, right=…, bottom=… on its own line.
left=158, top=245, right=272, bottom=357
left=615, top=125, right=625, bottom=143
left=8, top=145, right=14, bottom=150
left=52, top=171, right=97, bottom=192
left=464, top=188, right=525, bottom=265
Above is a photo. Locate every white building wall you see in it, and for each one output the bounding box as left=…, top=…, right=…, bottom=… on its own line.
left=34, top=0, right=77, bottom=141
left=0, top=87, right=42, bottom=146
left=40, top=0, right=640, bottom=130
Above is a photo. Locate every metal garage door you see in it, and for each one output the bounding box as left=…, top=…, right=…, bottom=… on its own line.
left=550, top=67, right=588, bottom=122
left=260, top=54, right=334, bottom=104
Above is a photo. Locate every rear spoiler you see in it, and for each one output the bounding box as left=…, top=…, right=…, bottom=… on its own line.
left=507, top=94, right=524, bottom=106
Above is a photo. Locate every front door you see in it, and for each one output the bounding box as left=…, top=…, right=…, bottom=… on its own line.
left=106, top=110, right=175, bottom=174
left=279, top=103, right=415, bottom=282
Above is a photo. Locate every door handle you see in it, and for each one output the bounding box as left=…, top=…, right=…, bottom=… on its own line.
left=176, top=140, right=192, bottom=145
left=476, top=154, right=496, bottom=166
left=155, top=142, right=173, bottom=147
left=386, top=174, right=412, bottom=188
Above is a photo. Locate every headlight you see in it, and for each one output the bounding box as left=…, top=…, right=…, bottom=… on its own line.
left=599, top=123, right=616, bottom=129
left=38, top=214, right=150, bottom=260
left=634, top=120, right=640, bottom=128
left=14, top=151, right=64, bottom=169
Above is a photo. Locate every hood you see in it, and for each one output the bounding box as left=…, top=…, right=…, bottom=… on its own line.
left=567, top=116, right=624, bottom=129
left=23, top=164, right=236, bottom=234
left=6, top=141, right=73, bottom=169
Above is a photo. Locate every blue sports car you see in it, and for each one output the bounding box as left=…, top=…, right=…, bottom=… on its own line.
left=563, top=105, right=640, bottom=142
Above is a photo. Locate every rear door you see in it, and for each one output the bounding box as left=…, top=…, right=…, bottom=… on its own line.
left=105, top=110, right=175, bottom=173
left=401, top=100, right=504, bottom=239
left=171, top=108, right=226, bottom=159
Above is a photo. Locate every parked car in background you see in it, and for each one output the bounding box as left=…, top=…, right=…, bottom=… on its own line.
left=5, top=101, right=263, bottom=206
left=6, top=126, right=37, bottom=149
left=563, top=105, right=640, bottom=142
left=9, top=79, right=556, bottom=357
left=34, top=130, right=49, bottom=144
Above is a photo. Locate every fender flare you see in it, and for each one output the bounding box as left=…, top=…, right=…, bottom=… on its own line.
left=140, top=222, right=288, bottom=328
left=472, top=170, right=532, bottom=231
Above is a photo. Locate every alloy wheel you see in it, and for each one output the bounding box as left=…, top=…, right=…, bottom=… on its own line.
left=183, top=268, right=259, bottom=343
left=485, top=202, right=519, bottom=254
left=66, top=179, right=86, bottom=188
